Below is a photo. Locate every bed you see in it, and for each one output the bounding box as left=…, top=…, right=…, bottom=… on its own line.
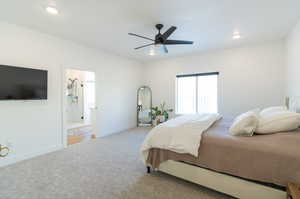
left=143, top=98, right=300, bottom=199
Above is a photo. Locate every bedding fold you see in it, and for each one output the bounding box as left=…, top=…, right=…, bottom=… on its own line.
left=141, top=113, right=221, bottom=164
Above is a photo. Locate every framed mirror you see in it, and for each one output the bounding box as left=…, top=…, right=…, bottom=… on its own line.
left=137, top=86, right=152, bottom=126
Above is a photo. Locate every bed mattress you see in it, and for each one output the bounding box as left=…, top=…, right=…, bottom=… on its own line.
left=147, top=118, right=300, bottom=186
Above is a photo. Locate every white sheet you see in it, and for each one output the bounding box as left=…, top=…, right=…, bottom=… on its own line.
left=141, top=113, right=222, bottom=164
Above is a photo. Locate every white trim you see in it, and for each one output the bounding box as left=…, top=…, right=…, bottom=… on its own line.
left=175, top=77, right=179, bottom=114
left=158, top=160, right=286, bottom=199
left=195, top=75, right=199, bottom=112
left=95, top=127, right=137, bottom=139
left=61, top=65, right=68, bottom=148
left=61, top=66, right=98, bottom=147
left=216, top=74, right=220, bottom=114
left=0, top=145, right=63, bottom=168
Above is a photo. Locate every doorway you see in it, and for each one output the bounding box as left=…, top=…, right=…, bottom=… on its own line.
left=63, top=69, right=97, bottom=146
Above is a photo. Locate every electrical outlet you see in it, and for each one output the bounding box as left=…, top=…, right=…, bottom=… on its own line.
left=0, top=144, right=10, bottom=157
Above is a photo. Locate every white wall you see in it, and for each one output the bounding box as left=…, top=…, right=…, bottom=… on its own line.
left=0, top=22, right=143, bottom=166
left=144, top=41, right=286, bottom=118
left=286, top=20, right=300, bottom=96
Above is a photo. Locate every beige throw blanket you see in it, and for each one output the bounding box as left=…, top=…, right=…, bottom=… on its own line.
left=141, top=113, right=221, bottom=164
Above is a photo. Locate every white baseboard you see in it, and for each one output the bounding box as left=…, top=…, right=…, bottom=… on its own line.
left=0, top=145, right=64, bottom=168
left=96, top=126, right=137, bottom=138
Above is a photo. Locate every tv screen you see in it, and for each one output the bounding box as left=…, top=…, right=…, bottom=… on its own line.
left=0, top=65, right=48, bottom=100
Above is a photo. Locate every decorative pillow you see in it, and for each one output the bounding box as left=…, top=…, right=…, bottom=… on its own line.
left=260, top=106, right=287, bottom=116
left=229, top=110, right=259, bottom=136
left=256, top=111, right=300, bottom=134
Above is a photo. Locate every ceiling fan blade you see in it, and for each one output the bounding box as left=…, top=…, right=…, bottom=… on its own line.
left=162, top=26, right=177, bottom=40
left=164, top=40, right=194, bottom=45
left=163, top=45, right=168, bottom=53
left=134, top=43, right=155, bottom=50
left=128, top=33, right=154, bottom=41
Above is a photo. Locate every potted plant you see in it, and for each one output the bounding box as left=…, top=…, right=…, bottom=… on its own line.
left=151, top=102, right=173, bottom=126
left=151, top=107, right=161, bottom=126
left=160, top=102, right=173, bottom=121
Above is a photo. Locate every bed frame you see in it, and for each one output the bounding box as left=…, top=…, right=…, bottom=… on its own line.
left=145, top=98, right=300, bottom=198
left=155, top=161, right=286, bottom=199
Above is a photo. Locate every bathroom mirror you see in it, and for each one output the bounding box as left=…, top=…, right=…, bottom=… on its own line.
left=137, top=86, right=152, bottom=126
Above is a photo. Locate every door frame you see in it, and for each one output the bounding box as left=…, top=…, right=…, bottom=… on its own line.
left=61, top=66, right=97, bottom=148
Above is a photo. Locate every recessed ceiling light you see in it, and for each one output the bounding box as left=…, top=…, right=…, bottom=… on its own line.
left=46, top=6, right=59, bottom=15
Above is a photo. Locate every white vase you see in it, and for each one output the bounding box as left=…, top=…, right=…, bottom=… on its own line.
left=159, top=115, right=165, bottom=123
left=152, top=119, right=158, bottom=126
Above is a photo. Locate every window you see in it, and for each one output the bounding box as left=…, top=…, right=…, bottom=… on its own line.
left=176, top=72, right=218, bottom=114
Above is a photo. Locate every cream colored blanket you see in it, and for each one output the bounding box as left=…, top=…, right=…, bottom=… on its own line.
left=141, top=113, right=221, bottom=164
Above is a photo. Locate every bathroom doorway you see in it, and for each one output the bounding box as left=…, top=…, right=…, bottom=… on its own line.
left=63, top=69, right=97, bottom=146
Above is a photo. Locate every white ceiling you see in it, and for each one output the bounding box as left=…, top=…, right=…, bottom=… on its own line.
left=0, top=0, right=300, bottom=62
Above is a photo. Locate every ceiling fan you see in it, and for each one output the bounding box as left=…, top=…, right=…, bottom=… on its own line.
left=128, top=24, right=194, bottom=54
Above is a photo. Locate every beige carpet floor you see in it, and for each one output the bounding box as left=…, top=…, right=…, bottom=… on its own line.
left=0, top=127, right=233, bottom=199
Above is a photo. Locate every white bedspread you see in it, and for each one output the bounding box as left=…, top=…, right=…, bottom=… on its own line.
left=141, top=113, right=222, bottom=164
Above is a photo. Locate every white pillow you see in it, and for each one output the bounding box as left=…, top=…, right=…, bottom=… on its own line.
left=256, top=111, right=300, bottom=134
left=229, top=110, right=259, bottom=136
left=260, top=106, right=287, bottom=116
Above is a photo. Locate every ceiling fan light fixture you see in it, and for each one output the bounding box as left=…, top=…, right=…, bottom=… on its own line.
left=149, top=48, right=156, bottom=56
left=148, top=44, right=163, bottom=56
left=233, top=31, right=241, bottom=40
left=46, top=6, right=59, bottom=15
left=233, top=34, right=241, bottom=40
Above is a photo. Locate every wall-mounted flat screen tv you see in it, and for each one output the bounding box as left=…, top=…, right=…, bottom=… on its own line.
left=0, top=65, right=48, bottom=100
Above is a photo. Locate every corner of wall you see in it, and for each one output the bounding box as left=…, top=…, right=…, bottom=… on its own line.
left=284, top=18, right=300, bottom=97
